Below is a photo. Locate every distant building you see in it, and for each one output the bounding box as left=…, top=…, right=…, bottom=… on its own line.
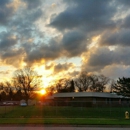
left=46, top=92, right=130, bottom=107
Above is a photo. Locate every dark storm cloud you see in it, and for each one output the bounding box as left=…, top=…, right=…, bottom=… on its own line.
left=62, top=31, right=87, bottom=57
left=0, top=32, right=17, bottom=51
left=1, top=0, right=130, bottom=76
left=98, top=10, right=130, bottom=46
left=0, top=0, right=15, bottom=25
left=47, top=0, right=118, bottom=64
left=0, top=47, right=24, bottom=67
left=23, top=0, right=43, bottom=10
left=53, top=63, right=74, bottom=73
left=117, top=0, right=130, bottom=6
left=1, top=48, right=23, bottom=59
left=49, top=0, right=116, bottom=32
left=87, top=48, right=114, bottom=67
left=25, top=30, right=87, bottom=63
left=83, top=47, right=130, bottom=72
left=24, top=38, right=63, bottom=63
left=9, top=1, right=43, bottom=40
left=0, top=0, right=45, bottom=66
left=0, top=0, right=118, bottom=67
left=121, top=15, right=130, bottom=29
left=99, top=29, right=130, bottom=46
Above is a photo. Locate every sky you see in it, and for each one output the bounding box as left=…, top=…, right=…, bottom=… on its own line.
left=1, top=0, right=130, bottom=87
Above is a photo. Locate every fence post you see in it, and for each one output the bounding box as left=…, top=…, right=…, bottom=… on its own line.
left=4, top=105, right=6, bottom=117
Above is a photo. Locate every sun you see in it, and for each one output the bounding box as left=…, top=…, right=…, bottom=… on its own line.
left=39, top=89, right=46, bottom=95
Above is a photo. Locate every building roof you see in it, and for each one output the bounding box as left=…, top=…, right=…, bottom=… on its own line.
left=47, top=92, right=125, bottom=99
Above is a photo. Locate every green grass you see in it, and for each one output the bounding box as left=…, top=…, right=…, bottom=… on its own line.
left=0, top=106, right=130, bottom=125
left=0, top=118, right=130, bottom=125
left=1, top=106, right=128, bottom=118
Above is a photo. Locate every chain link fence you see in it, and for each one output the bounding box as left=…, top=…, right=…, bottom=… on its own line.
left=43, top=100, right=130, bottom=119
left=0, top=100, right=130, bottom=119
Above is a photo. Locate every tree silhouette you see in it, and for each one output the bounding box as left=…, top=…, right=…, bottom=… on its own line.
left=90, top=74, right=109, bottom=92
left=12, top=67, right=42, bottom=103
left=75, top=72, right=109, bottom=92
left=75, top=72, right=92, bottom=92
left=14, top=89, right=23, bottom=101
left=113, top=77, right=130, bottom=97
left=68, top=80, right=75, bottom=92
left=48, top=78, right=75, bottom=93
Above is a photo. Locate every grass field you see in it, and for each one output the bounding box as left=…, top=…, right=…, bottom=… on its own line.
left=0, top=105, right=130, bottom=125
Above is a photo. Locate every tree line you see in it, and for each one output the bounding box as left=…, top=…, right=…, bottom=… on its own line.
left=0, top=67, right=130, bottom=102
left=46, top=72, right=110, bottom=94
left=0, top=67, right=42, bottom=102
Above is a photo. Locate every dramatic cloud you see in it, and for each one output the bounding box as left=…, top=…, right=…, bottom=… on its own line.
left=49, top=0, right=116, bottom=32
left=101, top=65, right=130, bottom=79
left=53, top=63, right=74, bottom=73
left=1, top=0, right=130, bottom=82
left=99, top=29, right=130, bottom=46
left=0, top=0, right=15, bottom=25
left=0, top=32, right=17, bottom=50
left=82, top=46, right=130, bottom=73
left=62, top=31, right=87, bottom=57
left=24, top=36, right=63, bottom=64
left=23, top=0, right=42, bottom=9
left=118, top=0, right=130, bottom=6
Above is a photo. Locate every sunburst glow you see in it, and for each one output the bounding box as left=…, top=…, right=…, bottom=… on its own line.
left=39, top=89, right=46, bottom=95
left=34, top=65, right=55, bottom=88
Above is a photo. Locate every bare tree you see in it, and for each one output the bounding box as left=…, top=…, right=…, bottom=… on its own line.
left=0, top=82, right=12, bottom=101
left=75, top=72, right=92, bottom=92
left=4, top=81, right=12, bottom=93
left=4, top=81, right=14, bottom=100
left=0, top=82, right=4, bottom=101
left=90, top=74, right=109, bottom=92
left=0, top=82, right=4, bottom=92
left=55, top=78, right=70, bottom=93
left=1, top=91, right=7, bottom=101
left=46, top=85, right=56, bottom=95
left=75, top=72, right=109, bottom=92
left=47, top=78, right=75, bottom=93
left=12, top=67, right=42, bottom=103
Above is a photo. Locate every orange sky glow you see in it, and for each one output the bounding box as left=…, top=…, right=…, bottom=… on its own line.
left=1, top=0, right=130, bottom=90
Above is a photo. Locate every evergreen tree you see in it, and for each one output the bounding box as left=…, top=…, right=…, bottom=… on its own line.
left=69, top=80, right=75, bottom=92
left=113, top=77, right=130, bottom=97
